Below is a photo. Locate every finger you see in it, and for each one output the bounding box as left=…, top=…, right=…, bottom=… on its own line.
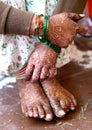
left=40, top=66, right=50, bottom=80
left=31, top=65, right=42, bottom=82
left=77, top=26, right=87, bottom=35
left=68, top=13, right=85, bottom=21
left=49, top=67, right=57, bottom=78
left=25, top=64, right=34, bottom=81
left=71, top=21, right=86, bottom=36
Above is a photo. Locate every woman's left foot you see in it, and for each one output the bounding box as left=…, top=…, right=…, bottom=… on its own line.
left=17, top=79, right=53, bottom=121
left=41, top=77, right=77, bottom=118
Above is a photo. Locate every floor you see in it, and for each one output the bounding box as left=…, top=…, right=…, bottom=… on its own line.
left=0, top=35, right=92, bottom=130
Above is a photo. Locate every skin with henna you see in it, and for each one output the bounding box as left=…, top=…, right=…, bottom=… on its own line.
left=17, top=43, right=58, bottom=121
left=0, top=2, right=87, bottom=122
left=41, top=77, right=77, bottom=118
left=16, top=79, right=53, bottom=121
left=27, top=12, right=86, bottom=82
left=17, top=13, right=85, bottom=121
left=25, top=42, right=58, bottom=82
left=48, top=13, right=85, bottom=47
left=22, top=41, right=77, bottom=120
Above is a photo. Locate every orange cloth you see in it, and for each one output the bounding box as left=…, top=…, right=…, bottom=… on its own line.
left=87, top=0, right=92, bottom=20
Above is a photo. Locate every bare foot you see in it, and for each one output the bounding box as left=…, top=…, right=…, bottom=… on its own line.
left=16, top=79, right=53, bottom=121
left=41, top=77, right=77, bottom=118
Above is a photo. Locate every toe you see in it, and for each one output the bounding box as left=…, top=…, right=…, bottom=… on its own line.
left=43, top=105, right=53, bottom=121
left=50, top=98, right=66, bottom=118
left=72, top=96, right=77, bottom=106
left=69, top=99, right=76, bottom=110
left=33, top=107, right=39, bottom=118
left=21, top=104, right=29, bottom=117
left=70, top=103, right=76, bottom=110
left=60, top=99, right=69, bottom=112
left=69, top=95, right=77, bottom=110
left=28, top=108, right=33, bottom=117
left=38, top=104, right=45, bottom=119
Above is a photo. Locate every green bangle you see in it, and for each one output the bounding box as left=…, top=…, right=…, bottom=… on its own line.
left=43, top=15, right=49, bottom=40
left=39, top=38, right=61, bottom=53
left=38, top=15, right=61, bottom=53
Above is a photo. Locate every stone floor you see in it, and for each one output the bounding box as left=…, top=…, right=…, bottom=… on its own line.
left=0, top=35, right=92, bottom=130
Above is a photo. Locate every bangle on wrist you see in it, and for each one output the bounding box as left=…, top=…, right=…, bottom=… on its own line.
left=34, top=14, right=44, bottom=37
left=39, top=15, right=61, bottom=53
left=39, top=38, right=61, bottom=53
left=30, top=14, right=61, bottom=53
left=29, top=14, right=43, bottom=36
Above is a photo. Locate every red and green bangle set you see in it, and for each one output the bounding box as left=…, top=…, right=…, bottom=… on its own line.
left=34, top=14, right=61, bottom=53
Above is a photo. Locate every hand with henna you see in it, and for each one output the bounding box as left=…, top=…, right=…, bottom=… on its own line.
left=25, top=42, right=58, bottom=82
left=48, top=12, right=86, bottom=47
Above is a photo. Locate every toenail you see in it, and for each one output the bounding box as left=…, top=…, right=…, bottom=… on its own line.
left=71, top=107, right=75, bottom=110
left=40, top=115, right=44, bottom=118
left=29, top=112, right=33, bottom=117
left=34, top=114, right=38, bottom=117
left=45, top=114, right=52, bottom=121
left=59, top=110, right=66, bottom=116
left=66, top=109, right=69, bottom=112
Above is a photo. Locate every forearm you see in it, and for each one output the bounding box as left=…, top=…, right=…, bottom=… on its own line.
left=53, top=0, right=87, bottom=14
left=0, top=2, right=34, bottom=36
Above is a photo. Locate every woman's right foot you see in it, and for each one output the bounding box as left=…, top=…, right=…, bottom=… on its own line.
left=16, top=79, right=53, bottom=121
left=41, top=77, right=77, bottom=118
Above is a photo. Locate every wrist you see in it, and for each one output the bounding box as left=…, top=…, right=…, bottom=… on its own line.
left=29, top=14, right=36, bottom=36
left=29, top=14, right=61, bottom=53
left=38, top=15, right=61, bottom=53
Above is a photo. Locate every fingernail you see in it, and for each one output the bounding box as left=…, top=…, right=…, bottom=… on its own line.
left=79, top=14, right=85, bottom=17
left=59, top=110, right=66, bottom=116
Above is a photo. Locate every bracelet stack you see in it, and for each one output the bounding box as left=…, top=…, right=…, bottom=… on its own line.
left=34, top=14, right=61, bottom=53
left=34, top=14, right=44, bottom=37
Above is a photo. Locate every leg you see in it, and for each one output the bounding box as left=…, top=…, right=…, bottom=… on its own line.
left=16, top=79, right=53, bottom=121
left=41, top=77, right=77, bottom=118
